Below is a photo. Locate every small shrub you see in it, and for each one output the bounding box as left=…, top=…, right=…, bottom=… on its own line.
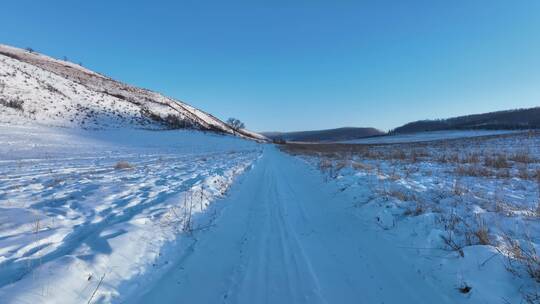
left=164, top=114, right=188, bottom=129
left=462, top=153, right=480, bottom=164
left=502, top=234, right=540, bottom=284
left=318, top=159, right=332, bottom=171
left=392, top=150, right=407, bottom=160
left=404, top=201, right=424, bottom=216
left=441, top=232, right=465, bottom=257
left=518, top=165, right=530, bottom=179
left=447, top=153, right=460, bottom=163
left=0, top=98, right=24, bottom=111
left=410, top=149, right=429, bottom=162
left=352, top=161, right=372, bottom=171
left=334, top=160, right=348, bottom=171
left=524, top=292, right=540, bottom=304
left=484, top=154, right=510, bottom=169
left=453, top=179, right=467, bottom=195
left=114, top=161, right=133, bottom=170
left=45, top=84, right=62, bottom=95
left=387, top=189, right=414, bottom=201
left=534, top=203, right=540, bottom=218
left=458, top=283, right=472, bottom=294
left=496, top=168, right=511, bottom=179
left=474, top=219, right=490, bottom=245
left=510, top=151, right=534, bottom=164
left=455, top=165, right=491, bottom=177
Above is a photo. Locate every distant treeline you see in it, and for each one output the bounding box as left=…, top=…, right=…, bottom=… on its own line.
left=391, top=107, right=540, bottom=134
left=263, top=127, right=384, bottom=142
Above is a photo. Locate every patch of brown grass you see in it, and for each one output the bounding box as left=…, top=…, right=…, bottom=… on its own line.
left=474, top=219, right=490, bottom=245
left=484, top=154, right=510, bottom=169
left=404, top=201, right=425, bottom=216
left=455, top=165, right=491, bottom=177
left=461, top=153, right=481, bottom=164
left=351, top=161, right=372, bottom=171
left=114, top=161, right=133, bottom=170
left=510, top=150, right=535, bottom=164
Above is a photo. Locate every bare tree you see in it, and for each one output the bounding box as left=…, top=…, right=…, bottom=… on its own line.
left=226, top=118, right=245, bottom=134
left=25, top=47, right=34, bottom=53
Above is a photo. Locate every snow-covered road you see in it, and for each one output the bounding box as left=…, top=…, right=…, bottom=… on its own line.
left=137, top=147, right=452, bottom=303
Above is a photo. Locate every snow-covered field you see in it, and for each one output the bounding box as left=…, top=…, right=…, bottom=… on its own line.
left=0, top=125, right=261, bottom=303
left=342, top=130, right=520, bottom=144
left=285, top=131, right=540, bottom=303
left=2, top=124, right=539, bottom=303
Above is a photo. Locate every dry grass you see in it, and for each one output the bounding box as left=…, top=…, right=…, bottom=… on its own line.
left=536, top=174, right=540, bottom=217
left=403, top=201, right=425, bottom=216
left=510, top=150, right=535, bottom=164
left=519, top=165, right=531, bottom=179
left=453, top=179, right=467, bottom=196
left=114, top=161, right=133, bottom=170
left=441, top=231, right=465, bottom=257
left=502, top=235, right=540, bottom=284
left=484, top=154, right=510, bottom=169
left=462, top=153, right=481, bottom=164
left=474, top=219, right=490, bottom=245
left=318, top=159, right=332, bottom=171
left=334, top=160, right=348, bottom=171
left=351, top=161, right=372, bottom=171
left=455, top=165, right=491, bottom=177
left=386, top=189, right=416, bottom=202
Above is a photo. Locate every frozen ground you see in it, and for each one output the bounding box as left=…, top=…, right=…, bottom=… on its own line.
left=342, top=130, right=520, bottom=144
left=0, top=125, right=261, bottom=303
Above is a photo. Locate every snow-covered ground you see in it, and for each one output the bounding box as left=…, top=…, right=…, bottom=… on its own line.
left=134, top=146, right=453, bottom=303
left=286, top=131, right=540, bottom=303
left=0, top=125, right=262, bottom=303
left=1, top=126, right=539, bottom=303
left=342, top=130, right=520, bottom=144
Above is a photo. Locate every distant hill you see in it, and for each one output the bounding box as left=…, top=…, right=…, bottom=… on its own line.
left=392, top=107, right=540, bottom=134
left=262, top=127, right=384, bottom=142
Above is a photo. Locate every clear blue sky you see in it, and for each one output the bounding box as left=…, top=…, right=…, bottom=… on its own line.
left=2, top=1, right=540, bottom=132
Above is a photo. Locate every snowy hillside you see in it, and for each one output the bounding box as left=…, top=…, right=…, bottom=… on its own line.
left=0, top=44, right=265, bottom=140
